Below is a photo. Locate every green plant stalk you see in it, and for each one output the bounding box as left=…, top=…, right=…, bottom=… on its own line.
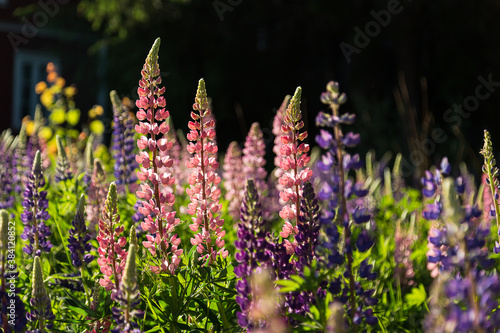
left=330, top=102, right=357, bottom=333
left=485, top=164, right=500, bottom=244
left=53, top=210, right=72, bottom=268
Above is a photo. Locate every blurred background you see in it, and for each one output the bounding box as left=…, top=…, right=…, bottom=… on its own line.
left=1, top=0, right=500, bottom=184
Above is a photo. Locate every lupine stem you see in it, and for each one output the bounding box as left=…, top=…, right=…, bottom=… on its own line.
left=330, top=101, right=357, bottom=332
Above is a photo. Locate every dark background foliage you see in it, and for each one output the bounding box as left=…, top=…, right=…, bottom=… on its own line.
left=7, top=0, right=500, bottom=183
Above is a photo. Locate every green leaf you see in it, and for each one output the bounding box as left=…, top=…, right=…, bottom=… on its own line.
left=276, top=279, right=301, bottom=293
left=405, top=284, right=427, bottom=308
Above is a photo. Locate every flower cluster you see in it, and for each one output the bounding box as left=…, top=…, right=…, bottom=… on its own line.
left=55, top=135, right=73, bottom=182
left=20, top=151, right=52, bottom=256
left=278, top=87, right=312, bottom=241
left=97, top=183, right=128, bottom=294
left=315, top=81, right=376, bottom=327
left=235, top=179, right=272, bottom=329
left=111, top=244, right=144, bottom=333
left=243, top=122, right=268, bottom=195
left=223, top=141, right=245, bottom=220
left=186, top=78, right=227, bottom=264
left=134, top=37, right=182, bottom=274
left=424, top=177, right=500, bottom=332
left=111, top=90, right=138, bottom=191
left=68, top=195, right=94, bottom=268
left=26, top=256, right=55, bottom=332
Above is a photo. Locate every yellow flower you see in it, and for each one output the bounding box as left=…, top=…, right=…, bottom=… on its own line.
left=56, top=77, right=66, bottom=88
left=39, top=126, right=53, bottom=141
left=90, top=119, right=105, bottom=135
left=40, top=90, right=54, bottom=108
left=93, top=105, right=104, bottom=116
left=35, top=81, right=47, bottom=94
left=49, top=108, right=66, bottom=125
left=25, top=120, right=35, bottom=136
left=88, top=108, right=96, bottom=118
left=64, top=85, right=77, bottom=98
left=47, top=71, right=57, bottom=83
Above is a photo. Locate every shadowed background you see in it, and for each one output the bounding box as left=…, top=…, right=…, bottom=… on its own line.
left=2, top=0, right=500, bottom=184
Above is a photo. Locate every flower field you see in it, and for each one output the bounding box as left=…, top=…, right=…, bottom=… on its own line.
left=1, top=37, right=500, bottom=333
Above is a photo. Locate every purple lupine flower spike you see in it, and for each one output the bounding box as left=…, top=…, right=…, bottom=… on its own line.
left=111, top=90, right=138, bottom=192
left=235, top=179, right=272, bottom=330
left=425, top=177, right=500, bottom=332
left=67, top=194, right=94, bottom=268
left=26, top=256, right=55, bottom=332
left=20, top=151, right=52, bottom=256
left=315, top=81, right=377, bottom=327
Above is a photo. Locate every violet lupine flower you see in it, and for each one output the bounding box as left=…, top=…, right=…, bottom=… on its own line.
left=315, top=81, right=377, bottom=327
left=0, top=134, right=16, bottom=209
left=278, top=87, right=313, bottom=247
left=480, top=129, right=500, bottom=253
left=26, top=256, right=55, bottom=332
left=235, top=179, right=272, bottom=329
left=111, top=244, right=144, bottom=333
left=68, top=195, right=94, bottom=268
left=97, top=182, right=127, bottom=294
left=111, top=90, right=138, bottom=192
left=424, top=177, right=500, bottom=332
left=135, top=38, right=182, bottom=274
left=20, top=151, right=52, bottom=256
left=54, top=135, right=73, bottom=183
left=0, top=210, right=27, bottom=332
left=186, top=78, right=228, bottom=265
left=281, top=182, right=322, bottom=319
left=223, top=141, right=245, bottom=220
left=243, top=122, right=268, bottom=194
left=294, top=182, right=320, bottom=271
left=86, top=159, right=108, bottom=237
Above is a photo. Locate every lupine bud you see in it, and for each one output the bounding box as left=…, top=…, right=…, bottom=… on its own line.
left=55, top=135, right=72, bottom=182
left=111, top=244, right=144, bottom=333
left=27, top=256, right=55, bottom=331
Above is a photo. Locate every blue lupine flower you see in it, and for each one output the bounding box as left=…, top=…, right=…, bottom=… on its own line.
left=67, top=195, right=94, bottom=268
left=20, top=151, right=52, bottom=256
